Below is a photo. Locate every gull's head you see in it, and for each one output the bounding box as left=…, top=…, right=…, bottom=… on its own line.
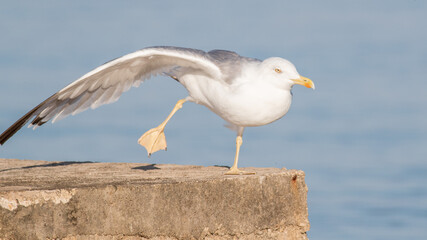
left=260, top=57, right=315, bottom=90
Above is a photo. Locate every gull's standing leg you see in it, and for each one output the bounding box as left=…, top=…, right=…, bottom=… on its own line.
left=225, top=127, right=256, bottom=175
left=138, top=98, right=187, bottom=156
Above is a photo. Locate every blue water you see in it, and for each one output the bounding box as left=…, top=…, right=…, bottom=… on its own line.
left=1, top=1, right=426, bottom=239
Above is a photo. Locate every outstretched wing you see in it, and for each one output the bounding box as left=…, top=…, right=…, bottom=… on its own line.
left=0, top=46, right=222, bottom=145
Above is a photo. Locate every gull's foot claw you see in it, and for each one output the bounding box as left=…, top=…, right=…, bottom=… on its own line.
left=138, top=127, right=167, bottom=156
left=224, top=167, right=256, bottom=175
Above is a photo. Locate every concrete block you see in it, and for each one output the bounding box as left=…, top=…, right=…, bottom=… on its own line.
left=0, top=159, right=309, bottom=239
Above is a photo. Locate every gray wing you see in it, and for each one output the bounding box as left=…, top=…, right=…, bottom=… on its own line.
left=0, top=46, right=223, bottom=145
left=206, top=49, right=260, bottom=83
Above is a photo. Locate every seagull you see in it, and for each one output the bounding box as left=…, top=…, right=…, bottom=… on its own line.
left=0, top=46, right=314, bottom=175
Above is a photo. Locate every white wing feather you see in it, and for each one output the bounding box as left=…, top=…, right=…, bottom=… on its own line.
left=26, top=47, right=222, bottom=127
left=0, top=46, right=228, bottom=145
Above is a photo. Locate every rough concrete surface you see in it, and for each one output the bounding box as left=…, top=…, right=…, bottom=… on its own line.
left=0, top=158, right=309, bottom=240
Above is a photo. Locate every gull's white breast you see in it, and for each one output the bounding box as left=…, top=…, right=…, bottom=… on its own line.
left=180, top=75, right=293, bottom=127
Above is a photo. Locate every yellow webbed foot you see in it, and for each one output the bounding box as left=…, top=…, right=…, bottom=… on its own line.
left=138, top=98, right=188, bottom=157
left=224, top=167, right=256, bottom=175
left=138, top=126, right=167, bottom=156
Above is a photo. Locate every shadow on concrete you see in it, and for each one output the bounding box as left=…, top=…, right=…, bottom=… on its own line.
left=0, top=161, right=95, bottom=172
left=214, top=165, right=230, bottom=169
left=132, top=164, right=160, bottom=171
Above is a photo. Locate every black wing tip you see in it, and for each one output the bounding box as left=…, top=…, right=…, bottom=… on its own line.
left=0, top=118, right=48, bottom=146
left=1, top=125, right=19, bottom=145
left=0, top=94, right=57, bottom=146
left=0, top=114, right=34, bottom=146
left=0, top=137, right=6, bottom=145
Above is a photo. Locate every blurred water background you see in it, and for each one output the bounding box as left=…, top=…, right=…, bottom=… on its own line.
left=1, top=1, right=426, bottom=239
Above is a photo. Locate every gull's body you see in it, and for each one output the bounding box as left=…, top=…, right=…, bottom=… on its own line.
left=180, top=62, right=292, bottom=127
left=0, top=46, right=314, bottom=174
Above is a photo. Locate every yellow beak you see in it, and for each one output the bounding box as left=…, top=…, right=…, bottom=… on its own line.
left=292, top=76, right=315, bottom=89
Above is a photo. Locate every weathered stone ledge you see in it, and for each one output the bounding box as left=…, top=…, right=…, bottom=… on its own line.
left=0, top=159, right=309, bottom=239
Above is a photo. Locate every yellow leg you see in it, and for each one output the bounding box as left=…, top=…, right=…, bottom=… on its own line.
left=138, top=99, right=187, bottom=156
left=224, top=135, right=255, bottom=175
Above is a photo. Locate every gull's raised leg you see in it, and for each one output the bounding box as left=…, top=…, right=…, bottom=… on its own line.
left=138, top=98, right=187, bottom=156
left=225, top=127, right=255, bottom=175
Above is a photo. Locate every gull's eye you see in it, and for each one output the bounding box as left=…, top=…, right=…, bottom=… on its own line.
left=274, top=68, right=282, bottom=73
